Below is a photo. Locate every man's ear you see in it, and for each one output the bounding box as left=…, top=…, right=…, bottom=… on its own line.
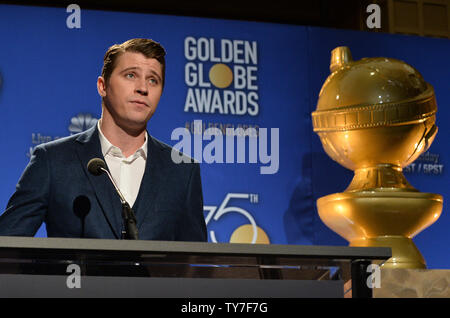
left=97, top=76, right=107, bottom=97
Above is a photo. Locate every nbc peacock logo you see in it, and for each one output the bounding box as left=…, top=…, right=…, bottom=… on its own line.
left=28, top=113, right=99, bottom=158
left=68, top=113, right=98, bottom=135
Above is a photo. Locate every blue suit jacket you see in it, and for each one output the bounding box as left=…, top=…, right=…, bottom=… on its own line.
left=0, top=125, right=207, bottom=241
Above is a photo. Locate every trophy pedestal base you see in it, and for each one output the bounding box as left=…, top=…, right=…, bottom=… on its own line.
left=351, top=236, right=426, bottom=269
left=317, top=190, right=443, bottom=269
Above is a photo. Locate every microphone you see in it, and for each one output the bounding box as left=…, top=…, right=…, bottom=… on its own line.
left=87, top=158, right=139, bottom=240
left=87, top=158, right=106, bottom=176
left=88, top=158, right=126, bottom=204
left=73, top=195, right=91, bottom=237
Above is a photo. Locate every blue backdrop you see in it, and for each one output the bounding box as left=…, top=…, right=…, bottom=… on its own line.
left=0, top=4, right=448, bottom=268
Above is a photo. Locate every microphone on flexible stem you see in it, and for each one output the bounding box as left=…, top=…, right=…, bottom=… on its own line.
left=87, top=158, right=139, bottom=240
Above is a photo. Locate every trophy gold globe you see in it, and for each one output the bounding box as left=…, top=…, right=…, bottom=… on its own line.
left=311, top=47, right=443, bottom=269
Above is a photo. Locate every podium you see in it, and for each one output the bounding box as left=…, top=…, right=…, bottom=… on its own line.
left=0, top=237, right=390, bottom=298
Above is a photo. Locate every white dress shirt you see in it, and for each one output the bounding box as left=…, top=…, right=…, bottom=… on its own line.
left=97, top=121, right=147, bottom=208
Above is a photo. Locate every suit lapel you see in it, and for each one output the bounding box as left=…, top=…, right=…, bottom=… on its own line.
left=74, top=126, right=123, bottom=239
left=134, top=135, right=166, bottom=231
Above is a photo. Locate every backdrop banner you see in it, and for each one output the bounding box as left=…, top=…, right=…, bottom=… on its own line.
left=0, top=4, right=448, bottom=268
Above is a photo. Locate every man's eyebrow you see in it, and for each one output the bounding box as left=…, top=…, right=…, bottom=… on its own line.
left=147, top=69, right=162, bottom=81
left=120, top=66, right=140, bottom=73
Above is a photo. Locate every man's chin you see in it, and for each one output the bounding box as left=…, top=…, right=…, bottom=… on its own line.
left=119, top=118, right=149, bottom=134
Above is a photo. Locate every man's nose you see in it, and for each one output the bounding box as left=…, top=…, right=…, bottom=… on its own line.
left=135, top=80, right=148, bottom=96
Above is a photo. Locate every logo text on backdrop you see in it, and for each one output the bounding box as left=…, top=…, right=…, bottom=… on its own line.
left=184, top=37, right=259, bottom=116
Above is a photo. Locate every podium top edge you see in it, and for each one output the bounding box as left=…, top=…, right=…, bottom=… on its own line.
left=0, top=236, right=391, bottom=260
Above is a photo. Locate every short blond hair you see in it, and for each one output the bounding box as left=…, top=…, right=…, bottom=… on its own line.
left=101, top=38, right=166, bottom=87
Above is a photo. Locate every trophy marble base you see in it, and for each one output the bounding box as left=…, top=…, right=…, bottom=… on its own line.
left=374, top=268, right=450, bottom=298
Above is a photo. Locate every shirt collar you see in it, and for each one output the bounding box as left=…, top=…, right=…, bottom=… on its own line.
left=97, top=120, right=148, bottom=160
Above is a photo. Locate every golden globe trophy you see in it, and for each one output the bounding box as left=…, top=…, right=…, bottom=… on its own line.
left=311, top=47, right=443, bottom=269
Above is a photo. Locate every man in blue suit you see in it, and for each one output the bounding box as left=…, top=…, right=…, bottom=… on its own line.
left=0, top=38, right=207, bottom=241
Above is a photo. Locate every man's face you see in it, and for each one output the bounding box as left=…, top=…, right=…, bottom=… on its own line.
left=97, top=51, right=163, bottom=131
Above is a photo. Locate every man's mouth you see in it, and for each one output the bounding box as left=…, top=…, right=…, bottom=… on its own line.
left=130, top=100, right=148, bottom=107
